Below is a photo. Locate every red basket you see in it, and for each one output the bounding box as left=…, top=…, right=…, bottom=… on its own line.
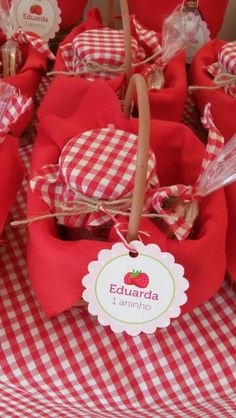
left=26, top=75, right=227, bottom=317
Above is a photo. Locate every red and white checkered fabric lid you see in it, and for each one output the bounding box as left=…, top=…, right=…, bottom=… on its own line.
left=30, top=124, right=159, bottom=227
left=60, top=17, right=160, bottom=81
left=151, top=103, right=224, bottom=241
left=0, top=81, right=32, bottom=141
left=206, top=41, right=236, bottom=97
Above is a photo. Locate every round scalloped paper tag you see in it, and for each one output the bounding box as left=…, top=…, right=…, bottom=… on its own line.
left=82, top=241, right=189, bottom=336
left=11, top=0, right=61, bottom=41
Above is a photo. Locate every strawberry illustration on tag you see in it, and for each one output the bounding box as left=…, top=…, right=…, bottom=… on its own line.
left=30, top=4, right=43, bottom=15
left=124, top=270, right=149, bottom=288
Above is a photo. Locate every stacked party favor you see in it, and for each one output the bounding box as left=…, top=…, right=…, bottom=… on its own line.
left=11, top=72, right=229, bottom=320
left=47, top=1, right=201, bottom=122
left=0, top=0, right=55, bottom=136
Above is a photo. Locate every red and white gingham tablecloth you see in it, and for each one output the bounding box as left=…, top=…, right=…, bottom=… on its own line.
left=0, top=140, right=235, bottom=417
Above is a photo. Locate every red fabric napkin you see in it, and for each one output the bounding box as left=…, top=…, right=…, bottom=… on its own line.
left=225, top=184, right=236, bottom=281
left=27, top=79, right=227, bottom=317
left=128, top=0, right=228, bottom=38
left=57, top=0, right=88, bottom=30
left=190, top=39, right=236, bottom=142
left=0, top=136, right=24, bottom=235
left=1, top=36, right=47, bottom=136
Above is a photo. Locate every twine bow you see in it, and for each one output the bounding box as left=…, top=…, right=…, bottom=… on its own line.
left=189, top=70, right=236, bottom=92
left=47, top=49, right=162, bottom=77
left=11, top=196, right=155, bottom=252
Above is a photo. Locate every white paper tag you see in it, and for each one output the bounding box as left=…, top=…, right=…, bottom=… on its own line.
left=185, top=15, right=210, bottom=64
left=11, top=0, right=61, bottom=41
left=82, top=241, right=189, bottom=336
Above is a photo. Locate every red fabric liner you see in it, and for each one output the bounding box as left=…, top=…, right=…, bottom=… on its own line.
left=0, top=136, right=24, bottom=235
left=28, top=79, right=227, bottom=317
left=0, top=32, right=47, bottom=136
left=127, top=0, right=228, bottom=38
left=54, top=8, right=187, bottom=122
left=57, top=0, right=88, bottom=29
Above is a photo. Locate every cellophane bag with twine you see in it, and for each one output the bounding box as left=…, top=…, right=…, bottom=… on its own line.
left=0, top=1, right=54, bottom=136
left=25, top=77, right=227, bottom=318
left=145, top=4, right=201, bottom=90
left=151, top=103, right=236, bottom=241
left=0, top=80, right=31, bottom=234
left=136, top=4, right=201, bottom=121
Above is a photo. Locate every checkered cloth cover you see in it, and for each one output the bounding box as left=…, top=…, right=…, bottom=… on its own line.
left=151, top=103, right=224, bottom=241
left=60, top=17, right=160, bottom=80
left=0, top=81, right=32, bottom=141
left=30, top=124, right=159, bottom=228
left=206, top=41, right=236, bottom=97
left=0, top=144, right=235, bottom=417
left=13, top=28, right=55, bottom=60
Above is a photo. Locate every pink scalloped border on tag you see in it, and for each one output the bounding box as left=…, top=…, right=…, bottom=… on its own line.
left=82, top=241, right=189, bottom=336
left=11, top=0, right=61, bottom=41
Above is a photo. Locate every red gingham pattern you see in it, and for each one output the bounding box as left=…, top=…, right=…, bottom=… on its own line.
left=0, top=82, right=32, bottom=140
left=60, top=17, right=160, bottom=80
left=151, top=104, right=224, bottom=240
left=30, top=125, right=158, bottom=227
left=0, top=144, right=235, bottom=417
left=181, top=93, right=206, bottom=139
left=13, top=28, right=55, bottom=60
left=206, top=41, right=236, bottom=97
left=35, top=75, right=53, bottom=106
left=218, top=41, right=236, bottom=74
left=132, top=17, right=162, bottom=56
